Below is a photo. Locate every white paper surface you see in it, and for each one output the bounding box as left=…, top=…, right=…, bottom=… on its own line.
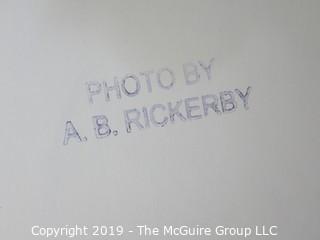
left=0, top=1, right=319, bottom=239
